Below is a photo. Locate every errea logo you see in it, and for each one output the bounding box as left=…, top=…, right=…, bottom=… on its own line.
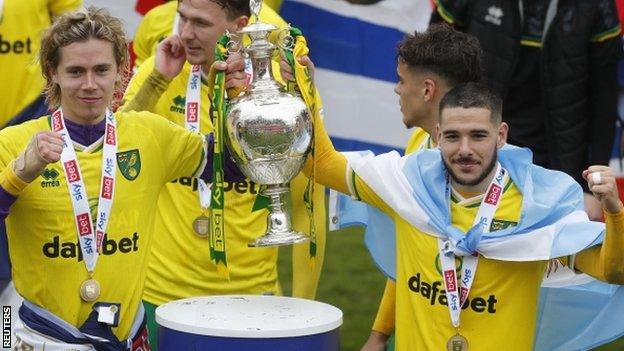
left=40, top=168, right=60, bottom=188
left=485, top=6, right=503, bottom=26
left=170, top=95, right=186, bottom=114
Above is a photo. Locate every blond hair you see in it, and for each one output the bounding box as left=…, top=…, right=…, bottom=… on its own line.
left=40, top=6, right=129, bottom=108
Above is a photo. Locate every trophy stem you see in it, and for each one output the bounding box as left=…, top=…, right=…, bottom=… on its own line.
left=248, top=184, right=309, bottom=247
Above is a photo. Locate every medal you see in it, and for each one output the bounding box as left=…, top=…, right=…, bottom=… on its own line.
left=439, top=165, right=507, bottom=349
left=193, top=215, right=211, bottom=237
left=79, top=278, right=101, bottom=302
left=447, top=333, right=469, bottom=351
left=185, top=67, right=213, bottom=240
left=53, top=108, right=117, bottom=302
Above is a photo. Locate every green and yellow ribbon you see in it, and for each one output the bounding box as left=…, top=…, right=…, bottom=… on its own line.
left=283, top=28, right=320, bottom=267
left=208, top=35, right=231, bottom=279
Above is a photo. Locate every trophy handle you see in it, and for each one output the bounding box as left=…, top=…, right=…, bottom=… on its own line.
left=276, top=26, right=295, bottom=52
left=224, top=30, right=243, bottom=55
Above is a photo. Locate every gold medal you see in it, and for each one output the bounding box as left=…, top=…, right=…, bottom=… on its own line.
left=192, top=215, right=211, bottom=237
left=79, top=278, right=101, bottom=302
left=447, top=333, right=469, bottom=351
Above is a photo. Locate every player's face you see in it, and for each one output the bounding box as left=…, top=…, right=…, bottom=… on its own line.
left=52, top=38, right=119, bottom=125
left=437, top=107, right=508, bottom=191
left=177, top=0, right=247, bottom=66
left=395, top=61, right=426, bottom=128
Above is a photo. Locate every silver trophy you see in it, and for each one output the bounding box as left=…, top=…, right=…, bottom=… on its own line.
left=225, top=0, right=312, bottom=247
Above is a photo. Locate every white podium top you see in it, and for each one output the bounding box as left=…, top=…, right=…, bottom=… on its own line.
left=155, top=295, right=343, bottom=338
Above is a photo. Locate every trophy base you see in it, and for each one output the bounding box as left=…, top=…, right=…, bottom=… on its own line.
left=248, top=230, right=309, bottom=247
left=248, top=185, right=309, bottom=247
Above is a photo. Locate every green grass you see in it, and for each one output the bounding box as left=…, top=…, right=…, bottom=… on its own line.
left=278, top=225, right=386, bottom=351
left=278, top=224, right=624, bottom=351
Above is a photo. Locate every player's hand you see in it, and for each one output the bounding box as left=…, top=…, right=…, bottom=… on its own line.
left=13, top=132, right=64, bottom=183
left=279, top=55, right=315, bottom=85
left=360, top=331, right=389, bottom=351
left=583, top=166, right=623, bottom=214
left=155, top=35, right=186, bottom=80
left=211, top=53, right=248, bottom=97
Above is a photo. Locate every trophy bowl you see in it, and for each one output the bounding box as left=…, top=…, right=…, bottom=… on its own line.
left=224, top=3, right=312, bottom=247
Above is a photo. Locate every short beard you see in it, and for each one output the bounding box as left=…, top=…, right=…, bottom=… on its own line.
left=443, top=149, right=498, bottom=187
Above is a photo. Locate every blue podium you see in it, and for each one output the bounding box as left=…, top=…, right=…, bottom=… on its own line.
left=156, top=295, right=343, bottom=350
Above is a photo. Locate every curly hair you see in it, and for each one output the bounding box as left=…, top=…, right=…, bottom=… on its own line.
left=39, top=6, right=129, bottom=109
left=179, top=0, right=251, bottom=19
left=397, top=23, right=483, bottom=87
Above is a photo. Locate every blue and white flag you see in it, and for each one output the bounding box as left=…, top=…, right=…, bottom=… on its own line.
left=281, top=0, right=433, bottom=154
left=346, top=144, right=604, bottom=259
left=330, top=145, right=624, bottom=350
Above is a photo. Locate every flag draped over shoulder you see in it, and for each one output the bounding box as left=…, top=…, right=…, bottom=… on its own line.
left=347, top=144, right=605, bottom=260
left=329, top=144, right=624, bottom=350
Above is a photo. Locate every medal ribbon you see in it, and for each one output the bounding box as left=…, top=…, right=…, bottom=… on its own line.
left=52, top=108, right=117, bottom=274
left=438, top=164, right=507, bottom=329
left=283, top=27, right=318, bottom=265
left=185, top=64, right=212, bottom=212
left=208, top=36, right=230, bottom=278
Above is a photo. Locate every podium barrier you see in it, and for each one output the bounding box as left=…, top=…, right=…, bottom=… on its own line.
left=156, top=295, right=343, bottom=351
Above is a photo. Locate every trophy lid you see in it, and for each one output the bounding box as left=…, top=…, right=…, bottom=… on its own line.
left=239, top=21, right=277, bottom=34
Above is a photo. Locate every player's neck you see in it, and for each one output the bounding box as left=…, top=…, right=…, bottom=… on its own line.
left=60, top=107, right=106, bottom=126
left=422, top=116, right=437, bottom=143
left=451, top=169, right=497, bottom=196
left=454, top=188, right=481, bottom=200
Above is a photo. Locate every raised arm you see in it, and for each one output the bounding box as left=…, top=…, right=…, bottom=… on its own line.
left=574, top=166, right=624, bottom=284
left=0, top=132, right=64, bottom=220
left=281, top=55, right=349, bottom=194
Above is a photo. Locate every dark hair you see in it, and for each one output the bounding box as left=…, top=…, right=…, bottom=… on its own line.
left=439, top=82, right=502, bottom=124
left=179, top=0, right=250, bottom=19
left=397, top=23, right=482, bottom=87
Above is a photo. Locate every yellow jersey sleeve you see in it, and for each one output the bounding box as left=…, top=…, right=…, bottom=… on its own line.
left=132, top=1, right=177, bottom=68
left=48, top=0, right=83, bottom=18
left=122, top=55, right=158, bottom=109
left=372, top=280, right=396, bottom=335
left=352, top=173, right=394, bottom=217
left=574, top=209, right=624, bottom=282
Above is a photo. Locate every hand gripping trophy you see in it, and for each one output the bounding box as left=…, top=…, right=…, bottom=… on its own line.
left=224, top=0, right=313, bottom=247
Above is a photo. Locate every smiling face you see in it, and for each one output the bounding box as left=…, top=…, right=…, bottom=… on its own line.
left=437, top=107, right=508, bottom=192
left=51, top=38, right=119, bottom=125
left=177, top=0, right=248, bottom=67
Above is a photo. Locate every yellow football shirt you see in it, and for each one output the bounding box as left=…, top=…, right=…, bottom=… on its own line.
left=372, top=127, right=434, bottom=334
left=356, top=174, right=547, bottom=350
left=0, top=111, right=205, bottom=339
left=0, top=0, right=81, bottom=126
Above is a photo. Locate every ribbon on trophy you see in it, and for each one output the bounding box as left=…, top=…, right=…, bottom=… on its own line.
left=208, top=35, right=231, bottom=279
left=282, top=27, right=319, bottom=266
